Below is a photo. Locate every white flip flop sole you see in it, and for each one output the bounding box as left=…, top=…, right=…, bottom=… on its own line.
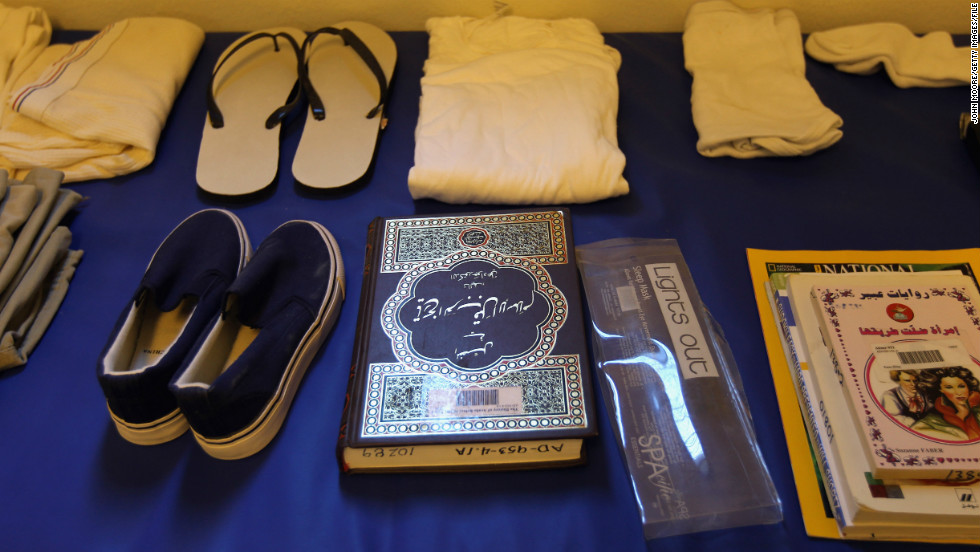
left=293, top=22, right=397, bottom=189
left=197, top=27, right=305, bottom=196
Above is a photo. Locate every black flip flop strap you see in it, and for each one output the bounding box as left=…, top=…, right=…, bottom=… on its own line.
left=206, top=32, right=303, bottom=129
left=302, top=27, right=390, bottom=121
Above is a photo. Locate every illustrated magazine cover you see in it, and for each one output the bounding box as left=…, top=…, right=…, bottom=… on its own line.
left=746, top=248, right=980, bottom=542
left=784, top=272, right=980, bottom=541
left=810, top=275, right=980, bottom=481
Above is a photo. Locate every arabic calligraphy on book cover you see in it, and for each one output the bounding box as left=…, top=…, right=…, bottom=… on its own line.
left=353, top=210, right=592, bottom=444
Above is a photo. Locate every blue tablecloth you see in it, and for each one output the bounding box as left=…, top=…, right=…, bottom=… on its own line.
left=0, top=30, right=977, bottom=551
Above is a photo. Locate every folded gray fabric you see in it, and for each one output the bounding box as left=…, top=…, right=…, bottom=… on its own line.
left=0, top=186, right=83, bottom=308
left=0, top=167, right=81, bottom=300
left=0, top=172, right=38, bottom=270
left=0, top=167, right=83, bottom=371
left=0, top=226, right=82, bottom=370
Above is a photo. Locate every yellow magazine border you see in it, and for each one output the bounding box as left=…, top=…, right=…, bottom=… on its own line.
left=746, top=248, right=980, bottom=541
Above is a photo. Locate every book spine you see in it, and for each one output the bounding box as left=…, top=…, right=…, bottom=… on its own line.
left=769, top=284, right=846, bottom=528
left=558, top=208, right=598, bottom=431
left=807, top=287, right=891, bottom=480
left=337, top=217, right=382, bottom=472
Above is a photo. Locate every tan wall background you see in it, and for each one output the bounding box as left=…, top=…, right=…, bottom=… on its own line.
left=1, top=0, right=970, bottom=33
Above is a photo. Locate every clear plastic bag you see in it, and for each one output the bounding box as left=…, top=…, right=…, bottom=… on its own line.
left=576, top=238, right=782, bottom=539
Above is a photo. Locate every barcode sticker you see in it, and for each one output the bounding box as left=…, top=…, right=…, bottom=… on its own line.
left=896, top=349, right=944, bottom=365
left=456, top=388, right=498, bottom=407
left=871, top=339, right=972, bottom=378
left=427, top=386, right=523, bottom=417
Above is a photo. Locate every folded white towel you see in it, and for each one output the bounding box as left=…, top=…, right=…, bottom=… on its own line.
left=0, top=17, right=203, bottom=182
left=0, top=4, right=50, bottom=100
left=805, top=23, right=970, bottom=88
left=407, top=16, right=628, bottom=204
left=683, top=0, right=842, bottom=158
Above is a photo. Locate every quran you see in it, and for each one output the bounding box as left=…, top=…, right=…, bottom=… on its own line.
left=337, top=208, right=596, bottom=472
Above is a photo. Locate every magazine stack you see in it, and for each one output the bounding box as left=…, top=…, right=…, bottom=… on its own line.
left=748, top=249, right=980, bottom=543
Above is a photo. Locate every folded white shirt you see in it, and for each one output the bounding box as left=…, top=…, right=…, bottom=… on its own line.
left=407, top=15, right=628, bottom=204
left=683, top=0, right=842, bottom=158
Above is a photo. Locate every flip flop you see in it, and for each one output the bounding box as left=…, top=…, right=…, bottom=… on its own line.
left=292, top=22, right=397, bottom=190
left=196, top=28, right=305, bottom=196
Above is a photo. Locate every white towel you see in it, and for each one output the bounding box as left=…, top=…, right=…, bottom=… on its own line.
left=0, top=4, right=50, bottom=101
left=0, top=17, right=203, bottom=182
left=805, top=23, right=970, bottom=88
left=407, top=16, right=628, bottom=205
left=683, top=0, right=842, bottom=158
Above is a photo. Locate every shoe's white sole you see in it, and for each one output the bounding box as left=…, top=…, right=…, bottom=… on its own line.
left=108, top=405, right=189, bottom=446
left=193, top=222, right=345, bottom=460
left=102, top=209, right=251, bottom=447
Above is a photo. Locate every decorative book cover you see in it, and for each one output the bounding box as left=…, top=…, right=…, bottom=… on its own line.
left=338, top=208, right=596, bottom=472
left=811, top=276, right=980, bottom=481
left=747, top=247, right=980, bottom=541
left=784, top=272, right=979, bottom=541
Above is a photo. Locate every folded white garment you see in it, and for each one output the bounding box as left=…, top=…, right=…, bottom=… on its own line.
left=805, top=22, right=970, bottom=88
left=0, top=17, right=203, bottom=182
left=683, top=0, right=842, bottom=158
left=407, top=16, right=628, bottom=204
left=0, top=4, right=50, bottom=101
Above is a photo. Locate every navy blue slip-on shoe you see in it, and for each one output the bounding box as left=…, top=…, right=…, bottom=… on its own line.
left=170, top=220, right=345, bottom=460
left=96, top=209, right=251, bottom=445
